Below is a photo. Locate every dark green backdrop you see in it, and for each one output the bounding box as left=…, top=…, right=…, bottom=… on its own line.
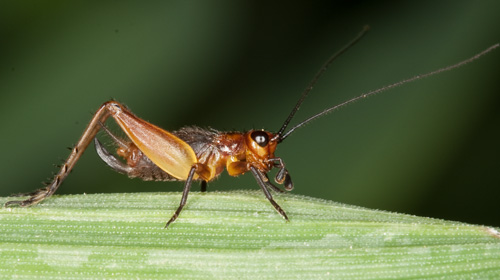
left=1, top=1, right=499, bottom=227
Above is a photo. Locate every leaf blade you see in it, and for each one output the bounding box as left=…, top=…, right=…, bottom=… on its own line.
left=1, top=191, right=499, bottom=279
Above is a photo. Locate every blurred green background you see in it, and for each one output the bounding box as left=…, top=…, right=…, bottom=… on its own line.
left=1, top=1, right=499, bottom=227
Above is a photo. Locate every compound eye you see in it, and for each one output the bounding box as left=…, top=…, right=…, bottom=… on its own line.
left=251, top=131, right=269, bottom=147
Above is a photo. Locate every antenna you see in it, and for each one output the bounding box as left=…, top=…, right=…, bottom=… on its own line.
left=277, top=41, right=499, bottom=142
left=275, top=25, right=371, bottom=142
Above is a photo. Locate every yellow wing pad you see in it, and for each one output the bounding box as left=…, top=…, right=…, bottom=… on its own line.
left=106, top=102, right=197, bottom=180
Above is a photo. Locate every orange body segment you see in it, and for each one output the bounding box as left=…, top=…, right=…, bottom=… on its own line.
left=105, top=101, right=198, bottom=180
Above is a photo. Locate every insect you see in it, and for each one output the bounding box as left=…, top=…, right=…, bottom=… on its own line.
left=5, top=26, right=498, bottom=228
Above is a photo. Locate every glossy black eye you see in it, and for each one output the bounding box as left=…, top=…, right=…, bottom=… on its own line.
left=251, top=131, right=269, bottom=147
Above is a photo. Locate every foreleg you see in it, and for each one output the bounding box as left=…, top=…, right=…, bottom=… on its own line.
left=250, top=166, right=289, bottom=221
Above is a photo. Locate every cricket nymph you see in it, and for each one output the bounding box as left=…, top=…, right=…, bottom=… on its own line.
left=5, top=25, right=497, bottom=228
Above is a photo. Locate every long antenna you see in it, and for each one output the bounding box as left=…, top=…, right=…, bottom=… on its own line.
left=278, top=43, right=499, bottom=142
left=275, top=25, right=371, bottom=142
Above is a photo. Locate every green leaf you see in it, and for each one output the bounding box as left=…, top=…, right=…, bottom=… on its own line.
left=1, top=191, right=499, bottom=279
